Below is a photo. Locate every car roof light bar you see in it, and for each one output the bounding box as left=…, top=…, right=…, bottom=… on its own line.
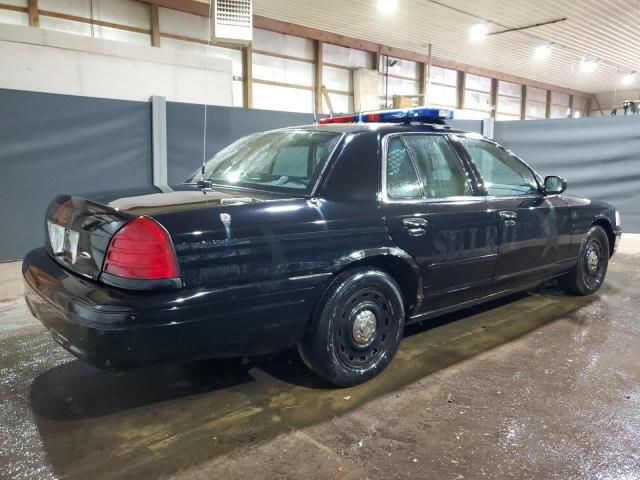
left=319, top=106, right=454, bottom=125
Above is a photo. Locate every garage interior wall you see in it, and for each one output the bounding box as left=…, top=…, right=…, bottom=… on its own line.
left=592, top=89, right=640, bottom=116
left=164, top=107, right=483, bottom=184
left=0, top=1, right=592, bottom=118
left=324, top=43, right=374, bottom=114
left=166, top=103, right=318, bottom=183
left=0, top=22, right=234, bottom=105
left=0, top=89, right=153, bottom=261
left=494, top=116, right=640, bottom=232
left=0, top=94, right=634, bottom=262
left=0, top=81, right=484, bottom=263
left=0, top=1, right=634, bottom=261
left=378, top=55, right=419, bottom=109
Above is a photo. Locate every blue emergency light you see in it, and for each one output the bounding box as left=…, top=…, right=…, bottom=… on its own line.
left=319, top=106, right=454, bottom=124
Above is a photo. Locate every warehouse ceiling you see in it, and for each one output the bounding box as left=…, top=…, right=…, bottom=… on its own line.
left=253, top=0, right=640, bottom=93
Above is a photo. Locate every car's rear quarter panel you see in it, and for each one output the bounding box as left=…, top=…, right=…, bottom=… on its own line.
left=154, top=198, right=386, bottom=290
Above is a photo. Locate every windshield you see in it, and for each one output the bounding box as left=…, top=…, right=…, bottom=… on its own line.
left=192, top=130, right=342, bottom=194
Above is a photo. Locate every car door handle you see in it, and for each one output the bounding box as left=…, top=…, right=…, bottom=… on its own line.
left=403, top=217, right=428, bottom=236
left=403, top=217, right=429, bottom=228
left=498, top=210, right=517, bottom=226
left=498, top=211, right=517, bottom=220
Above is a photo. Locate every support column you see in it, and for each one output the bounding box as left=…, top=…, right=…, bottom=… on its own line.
left=424, top=43, right=432, bottom=107
left=150, top=5, right=160, bottom=47
left=482, top=117, right=495, bottom=139
left=545, top=90, right=552, bottom=118
left=418, top=61, right=426, bottom=107
left=457, top=71, right=466, bottom=110
left=490, top=78, right=498, bottom=119
left=242, top=45, right=253, bottom=108
left=314, top=40, right=323, bottom=114
left=151, top=95, right=168, bottom=186
left=568, top=94, right=574, bottom=118
left=28, top=0, right=39, bottom=27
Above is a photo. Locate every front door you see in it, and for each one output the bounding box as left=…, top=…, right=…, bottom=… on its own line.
left=379, top=133, right=498, bottom=313
left=454, top=136, right=572, bottom=287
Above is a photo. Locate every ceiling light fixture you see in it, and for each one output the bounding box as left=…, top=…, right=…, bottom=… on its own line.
left=377, top=0, right=398, bottom=15
left=534, top=44, right=552, bottom=60
left=580, top=58, right=598, bottom=73
left=469, top=22, right=490, bottom=41
left=621, top=72, right=636, bottom=86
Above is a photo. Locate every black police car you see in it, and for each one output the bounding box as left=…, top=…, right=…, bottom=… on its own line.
left=23, top=107, right=621, bottom=386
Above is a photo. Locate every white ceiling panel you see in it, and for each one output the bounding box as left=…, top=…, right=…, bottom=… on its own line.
left=253, top=0, right=640, bottom=93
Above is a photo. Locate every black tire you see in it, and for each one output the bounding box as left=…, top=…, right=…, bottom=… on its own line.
left=298, top=267, right=405, bottom=387
left=561, top=225, right=610, bottom=296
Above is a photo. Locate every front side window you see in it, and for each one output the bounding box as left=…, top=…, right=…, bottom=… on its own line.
left=385, top=134, right=472, bottom=200
left=194, top=130, right=341, bottom=194
left=458, top=137, right=539, bottom=197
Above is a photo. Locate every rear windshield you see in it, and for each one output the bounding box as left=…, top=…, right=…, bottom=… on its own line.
left=192, top=130, right=342, bottom=194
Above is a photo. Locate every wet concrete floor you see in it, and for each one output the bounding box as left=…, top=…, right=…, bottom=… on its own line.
left=1, top=240, right=640, bottom=479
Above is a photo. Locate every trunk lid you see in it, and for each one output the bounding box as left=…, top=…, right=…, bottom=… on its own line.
left=46, top=195, right=132, bottom=280
left=45, top=184, right=275, bottom=281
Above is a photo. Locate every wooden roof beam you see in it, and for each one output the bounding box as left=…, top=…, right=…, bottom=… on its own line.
left=135, top=0, right=210, bottom=17
left=131, top=4, right=590, bottom=97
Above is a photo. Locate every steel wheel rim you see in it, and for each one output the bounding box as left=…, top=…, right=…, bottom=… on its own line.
left=334, top=287, right=396, bottom=369
left=583, top=239, right=605, bottom=289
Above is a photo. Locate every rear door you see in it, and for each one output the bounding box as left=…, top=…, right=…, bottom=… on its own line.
left=453, top=136, right=572, bottom=287
left=379, top=133, right=498, bottom=314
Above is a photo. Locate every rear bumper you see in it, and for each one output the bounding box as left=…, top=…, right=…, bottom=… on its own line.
left=23, top=248, right=325, bottom=369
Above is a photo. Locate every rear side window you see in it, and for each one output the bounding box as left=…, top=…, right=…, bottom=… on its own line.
left=385, top=134, right=471, bottom=200
left=458, top=137, right=539, bottom=197
left=198, top=130, right=341, bottom=194
left=402, top=135, right=472, bottom=198
left=386, top=137, right=422, bottom=199
left=271, top=146, right=310, bottom=178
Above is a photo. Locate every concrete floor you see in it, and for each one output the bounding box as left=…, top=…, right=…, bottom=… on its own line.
left=2, top=236, right=640, bottom=480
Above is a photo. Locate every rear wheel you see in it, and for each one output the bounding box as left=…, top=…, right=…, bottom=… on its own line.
left=298, top=267, right=405, bottom=387
left=561, top=225, right=609, bottom=296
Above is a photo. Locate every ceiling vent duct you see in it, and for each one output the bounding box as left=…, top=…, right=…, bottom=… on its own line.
left=212, top=0, right=253, bottom=46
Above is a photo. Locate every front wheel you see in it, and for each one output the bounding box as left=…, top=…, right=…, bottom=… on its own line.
left=561, top=225, right=610, bottom=296
left=298, top=267, right=405, bottom=387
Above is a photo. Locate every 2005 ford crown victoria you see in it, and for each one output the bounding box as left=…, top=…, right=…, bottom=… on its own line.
left=23, top=107, right=622, bottom=386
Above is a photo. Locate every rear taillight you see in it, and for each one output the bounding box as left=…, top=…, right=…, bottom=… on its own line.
left=103, top=217, right=180, bottom=280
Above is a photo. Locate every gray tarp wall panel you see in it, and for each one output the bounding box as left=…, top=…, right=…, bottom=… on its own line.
left=166, top=103, right=316, bottom=184
left=0, top=89, right=152, bottom=261
left=7, top=89, right=627, bottom=260
left=495, top=116, right=640, bottom=233
left=450, top=119, right=482, bottom=135
left=165, top=104, right=484, bottom=184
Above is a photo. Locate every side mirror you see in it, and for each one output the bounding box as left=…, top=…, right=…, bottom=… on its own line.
left=544, top=175, right=567, bottom=195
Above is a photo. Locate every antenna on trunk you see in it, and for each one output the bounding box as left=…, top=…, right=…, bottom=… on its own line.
left=195, top=0, right=214, bottom=194
left=200, top=0, right=214, bottom=183
left=312, top=87, right=318, bottom=124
